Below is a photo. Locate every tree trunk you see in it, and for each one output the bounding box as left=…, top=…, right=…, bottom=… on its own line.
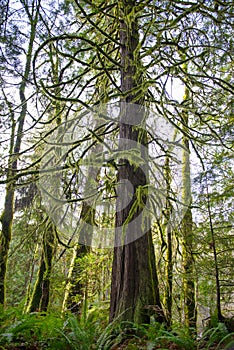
left=62, top=98, right=105, bottom=315
left=181, top=80, right=196, bottom=330
left=109, top=0, right=165, bottom=324
left=163, top=156, right=173, bottom=326
left=0, top=187, right=14, bottom=305
left=181, top=208, right=196, bottom=329
left=205, top=174, right=223, bottom=321
left=0, top=4, right=39, bottom=306
left=26, top=220, right=55, bottom=313
left=62, top=203, right=94, bottom=314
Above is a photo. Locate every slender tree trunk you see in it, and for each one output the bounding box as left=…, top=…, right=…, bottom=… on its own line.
left=0, top=187, right=14, bottom=305
left=27, top=40, right=65, bottom=314
left=181, top=80, right=196, bottom=330
left=24, top=241, right=40, bottom=312
left=61, top=126, right=101, bottom=314
left=62, top=203, right=94, bottom=314
left=62, top=120, right=104, bottom=314
left=163, top=156, right=173, bottom=326
left=205, top=174, right=223, bottom=321
left=62, top=83, right=107, bottom=314
left=26, top=220, right=55, bottom=313
left=0, top=3, right=39, bottom=306
left=109, top=0, right=165, bottom=324
left=181, top=208, right=196, bottom=329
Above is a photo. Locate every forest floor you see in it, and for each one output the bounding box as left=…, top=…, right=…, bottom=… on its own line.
left=1, top=310, right=234, bottom=350
left=2, top=337, right=234, bottom=350
left=109, top=337, right=234, bottom=349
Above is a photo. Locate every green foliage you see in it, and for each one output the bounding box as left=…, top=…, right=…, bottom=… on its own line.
left=96, top=319, right=234, bottom=349
left=6, top=204, right=44, bottom=308
left=58, top=301, right=109, bottom=349
left=198, top=322, right=234, bottom=350
left=69, top=249, right=112, bottom=306
left=97, top=320, right=145, bottom=350
left=0, top=0, right=233, bottom=349
left=0, top=305, right=233, bottom=349
left=144, top=321, right=196, bottom=350
left=0, top=303, right=109, bottom=350
left=0, top=308, right=64, bottom=349
left=96, top=318, right=197, bottom=350
left=80, top=300, right=109, bottom=328
left=58, top=313, right=96, bottom=350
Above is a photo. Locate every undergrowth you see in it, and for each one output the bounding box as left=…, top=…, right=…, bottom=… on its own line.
left=0, top=305, right=233, bottom=349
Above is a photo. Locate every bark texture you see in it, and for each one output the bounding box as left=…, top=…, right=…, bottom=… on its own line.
left=26, top=220, right=55, bottom=313
left=62, top=203, right=94, bottom=314
left=0, top=4, right=38, bottom=305
left=163, top=156, right=173, bottom=326
left=181, top=80, right=196, bottom=329
left=109, top=0, right=165, bottom=324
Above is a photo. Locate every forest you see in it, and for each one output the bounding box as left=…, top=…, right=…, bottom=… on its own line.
left=0, top=0, right=233, bottom=349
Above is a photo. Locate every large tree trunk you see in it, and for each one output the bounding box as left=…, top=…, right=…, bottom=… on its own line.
left=109, top=0, right=165, bottom=324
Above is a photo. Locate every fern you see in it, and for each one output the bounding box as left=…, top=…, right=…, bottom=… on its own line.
left=59, top=313, right=95, bottom=350
left=198, top=322, right=232, bottom=350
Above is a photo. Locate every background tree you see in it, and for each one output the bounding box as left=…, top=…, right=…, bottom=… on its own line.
left=0, top=0, right=41, bottom=306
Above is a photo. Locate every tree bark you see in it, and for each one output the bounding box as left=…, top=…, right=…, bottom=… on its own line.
left=109, top=0, right=165, bottom=324
left=181, top=79, right=197, bottom=330
left=163, top=155, right=173, bottom=326
left=0, top=2, right=39, bottom=306
left=26, top=220, right=55, bottom=313
left=62, top=86, right=106, bottom=315
left=205, top=174, right=223, bottom=321
left=62, top=203, right=93, bottom=314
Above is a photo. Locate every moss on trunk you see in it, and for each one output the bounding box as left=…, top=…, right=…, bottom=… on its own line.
left=0, top=3, right=39, bottom=307
left=26, top=221, right=55, bottom=313
left=109, top=0, right=165, bottom=325
left=181, top=76, right=197, bottom=330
